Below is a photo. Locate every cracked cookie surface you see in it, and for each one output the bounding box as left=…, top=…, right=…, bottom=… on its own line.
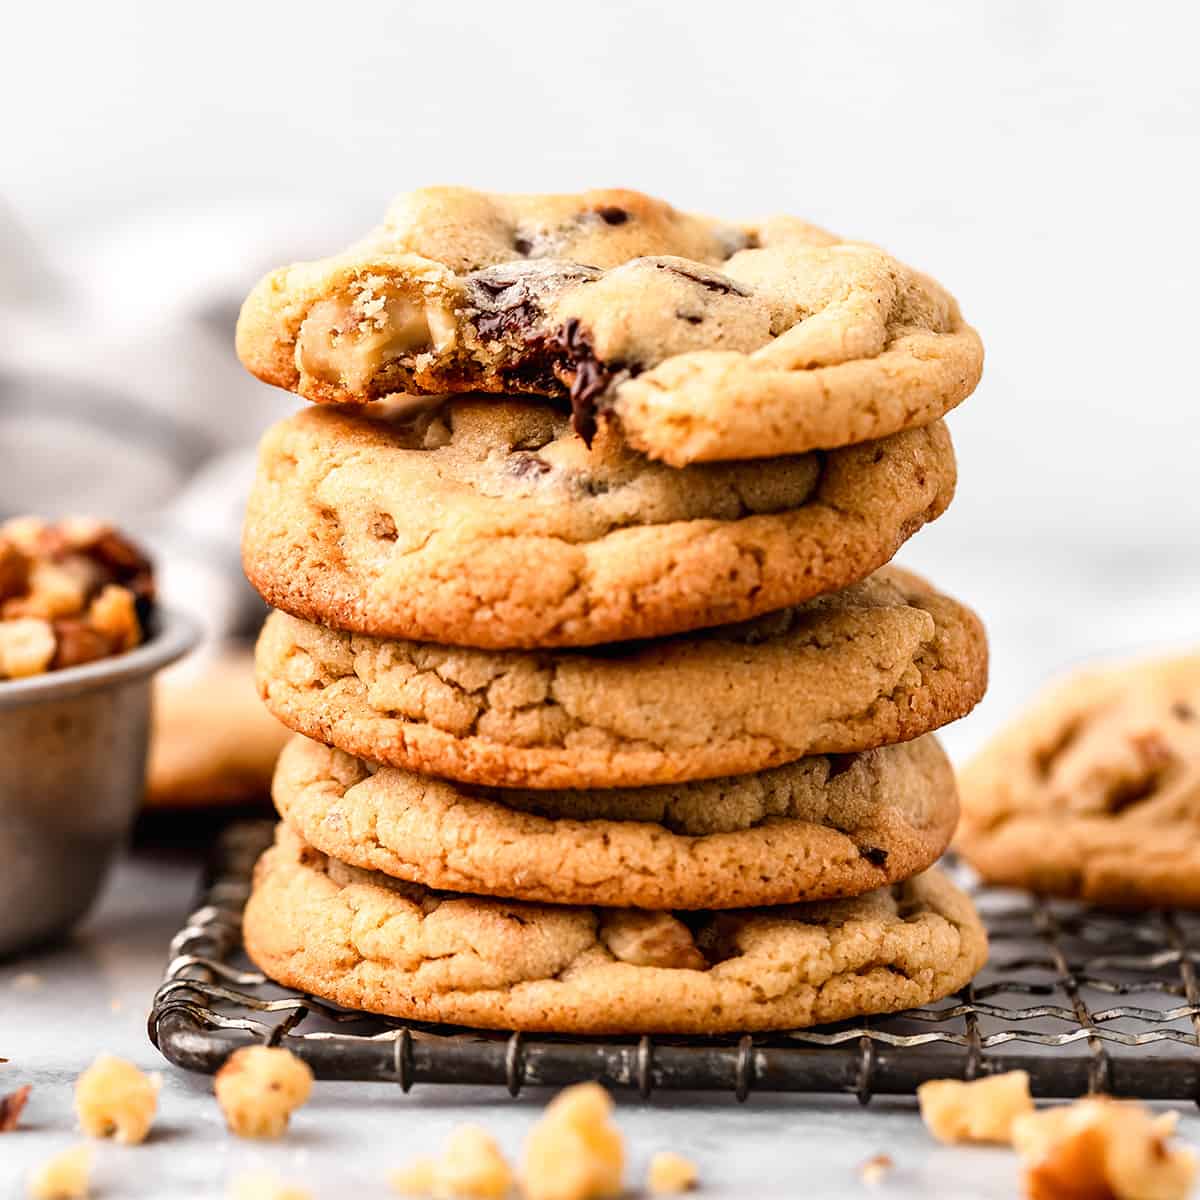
left=273, top=733, right=958, bottom=909
left=958, top=653, right=1200, bottom=908
left=244, top=824, right=988, bottom=1034
left=254, top=566, right=988, bottom=789
left=243, top=398, right=956, bottom=649
left=236, top=187, right=983, bottom=465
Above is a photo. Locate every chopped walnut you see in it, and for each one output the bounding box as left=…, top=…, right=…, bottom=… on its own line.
left=0, top=618, right=56, bottom=678
left=434, top=1125, right=513, bottom=1198
left=1, top=1083, right=31, bottom=1131
left=389, top=1157, right=437, bottom=1195
left=522, top=1082, right=624, bottom=1200
left=27, top=1144, right=92, bottom=1199
left=1013, top=1097, right=1197, bottom=1200
left=599, top=911, right=706, bottom=970
left=918, top=1071, right=1034, bottom=1144
left=0, top=517, right=152, bottom=679
left=214, top=1045, right=313, bottom=1139
left=858, top=1154, right=893, bottom=1186
left=647, top=1151, right=699, bottom=1194
left=228, top=1171, right=314, bottom=1200
left=74, top=1055, right=160, bottom=1144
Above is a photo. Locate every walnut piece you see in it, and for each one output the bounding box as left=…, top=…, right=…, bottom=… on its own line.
left=599, top=911, right=706, bottom=970
left=522, top=1083, right=625, bottom=1200
left=435, top=1125, right=513, bottom=1198
left=0, top=516, right=151, bottom=680
left=389, top=1157, right=437, bottom=1195
left=27, top=1144, right=92, bottom=1199
left=214, top=1045, right=313, bottom=1139
left=296, top=287, right=456, bottom=391
left=74, top=1055, right=160, bottom=1145
left=0, top=618, right=56, bottom=679
left=918, top=1071, right=1034, bottom=1145
left=228, top=1171, right=313, bottom=1200
left=858, top=1154, right=893, bottom=1186
left=1013, top=1097, right=1197, bottom=1200
left=1, top=1084, right=31, bottom=1132
left=647, top=1151, right=699, bottom=1194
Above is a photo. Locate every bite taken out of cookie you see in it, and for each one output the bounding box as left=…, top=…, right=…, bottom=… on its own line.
left=236, top=186, right=983, bottom=465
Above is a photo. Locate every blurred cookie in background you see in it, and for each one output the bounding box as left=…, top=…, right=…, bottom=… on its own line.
left=146, top=651, right=287, bottom=808
left=957, top=652, right=1200, bottom=908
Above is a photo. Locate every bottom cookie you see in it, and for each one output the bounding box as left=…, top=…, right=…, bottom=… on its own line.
left=243, top=825, right=988, bottom=1035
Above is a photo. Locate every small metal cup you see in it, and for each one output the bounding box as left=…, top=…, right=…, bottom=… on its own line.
left=0, top=610, right=199, bottom=957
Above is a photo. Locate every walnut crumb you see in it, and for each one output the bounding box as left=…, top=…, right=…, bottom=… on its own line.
left=214, top=1045, right=313, bottom=1139
left=1, top=1083, right=31, bottom=1131
left=389, top=1156, right=437, bottom=1195
left=1013, top=1096, right=1197, bottom=1200
left=647, top=1150, right=699, bottom=1193
left=918, top=1071, right=1034, bottom=1144
left=599, top=911, right=706, bottom=970
left=389, top=1125, right=512, bottom=1198
left=27, top=1143, right=92, bottom=1199
left=522, top=1082, right=625, bottom=1200
left=74, top=1054, right=160, bottom=1144
left=228, top=1170, right=314, bottom=1200
left=858, top=1154, right=893, bottom=1186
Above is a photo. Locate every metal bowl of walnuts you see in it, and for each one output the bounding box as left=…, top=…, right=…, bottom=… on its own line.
left=0, top=517, right=200, bottom=957
left=0, top=607, right=199, bottom=956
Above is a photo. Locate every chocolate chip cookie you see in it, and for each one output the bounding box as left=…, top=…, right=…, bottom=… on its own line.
left=958, top=653, right=1200, bottom=908
left=243, top=398, right=956, bottom=649
left=236, top=187, right=983, bottom=465
left=146, top=654, right=289, bottom=808
left=244, top=824, right=988, bottom=1034
left=255, top=566, right=988, bottom=789
left=273, top=733, right=958, bottom=909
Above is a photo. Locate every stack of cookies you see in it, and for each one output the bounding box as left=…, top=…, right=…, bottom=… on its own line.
left=233, top=187, right=990, bottom=1035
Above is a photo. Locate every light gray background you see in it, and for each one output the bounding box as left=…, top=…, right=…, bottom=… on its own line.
left=3, top=1, right=1199, bottom=1195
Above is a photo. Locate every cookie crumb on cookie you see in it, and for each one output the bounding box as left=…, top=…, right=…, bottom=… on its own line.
left=27, top=1144, right=92, bottom=1199
left=74, top=1054, right=160, bottom=1144
left=858, top=1154, right=893, bottom=1186
left=1, top=1084, right=31, bottom=1132
left=646, top=1151, right=699, bottom=1193
left=228, top=1171, right=313, bottom=1200
left=214, top=1045, right=313, bottom=1139
left=1013, top=1097, right=1196, bottom=1200
left=522, top=1083, right=624, bottom=1200
left=917, top=1071, right=1033, bottom=1144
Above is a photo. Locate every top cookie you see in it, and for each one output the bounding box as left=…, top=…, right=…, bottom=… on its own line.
left=958, top=653, right=1200, bottom=908
left=236, top=187, right=983, bottom=465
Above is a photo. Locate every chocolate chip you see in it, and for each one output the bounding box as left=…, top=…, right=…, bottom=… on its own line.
left=596, top=206, right=629, bottom=226
left=1172, top=701, right=1196, bottom=722
left=513, top=235, right=534, bottom=256
left=825, top=754, right=857, bottom=780
left=861, top=846, right=889, bottom=868
left=655, top=261, right=749, bottom=297
left=508, top=453, right=552, bottom=479
left=467, top=261, right=601, bottom=341
left=553, top=318, right=620, bottom=444
left=675, top=310, right=703, bottom=325
left=576, top=475, right=611, bottom=497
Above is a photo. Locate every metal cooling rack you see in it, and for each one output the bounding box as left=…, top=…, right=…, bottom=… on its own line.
left=149, top=821, right=1200, bottom=1102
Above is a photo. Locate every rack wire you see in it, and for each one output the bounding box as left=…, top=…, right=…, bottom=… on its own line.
left=149, top=821, right=1200, bottom=1102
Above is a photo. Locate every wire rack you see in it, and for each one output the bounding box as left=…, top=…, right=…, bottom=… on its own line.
left=149, top=820, right=1200, bottom=1103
